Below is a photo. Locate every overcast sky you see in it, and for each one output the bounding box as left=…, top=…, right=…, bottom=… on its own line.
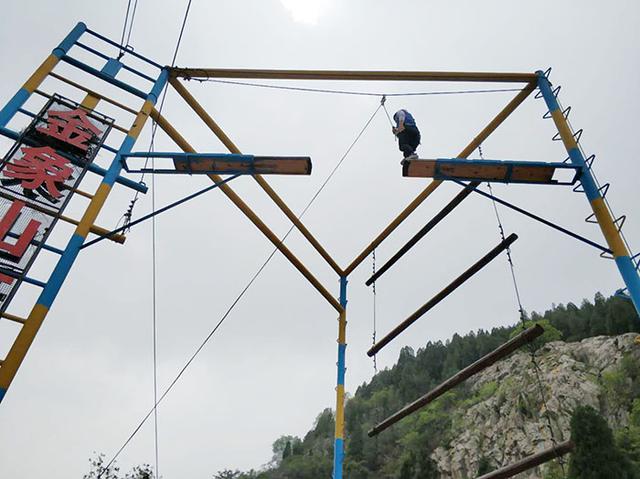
left=0, top=1, right=639, bottom=478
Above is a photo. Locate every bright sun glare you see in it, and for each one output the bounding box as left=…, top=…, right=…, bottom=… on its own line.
left=280, top=0, right=333, bottom=25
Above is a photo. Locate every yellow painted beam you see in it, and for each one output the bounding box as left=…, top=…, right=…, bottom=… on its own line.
left=344, top=81, right=537, bottom=276
left=171, top=68, right=537, bottom=83
left=150, top=108, right=343, bottom=313
left=168, top=78, right=344, bottom=276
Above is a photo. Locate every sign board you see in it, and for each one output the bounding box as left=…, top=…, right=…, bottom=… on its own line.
left=0, top=95, right=113, bottom=312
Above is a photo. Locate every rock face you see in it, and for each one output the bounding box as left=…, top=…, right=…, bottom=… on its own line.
left=431, top=333, right=639, bottom=478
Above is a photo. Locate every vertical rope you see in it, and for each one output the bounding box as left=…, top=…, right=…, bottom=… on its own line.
left=151, top=148, right=159, bottom=478
left=371, top=250, right=378, bottom=373
left=479, top=144, right=567, bottom=477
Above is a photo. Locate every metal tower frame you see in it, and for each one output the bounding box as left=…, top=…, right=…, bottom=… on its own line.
left=0, top=23, right=638, bottom=479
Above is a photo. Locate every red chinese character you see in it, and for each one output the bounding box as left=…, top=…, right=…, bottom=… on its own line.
left=0, top=272, right=14, bottom=286
left=4, top=146, right=73, bottom=199
left=0, top=200, right=41, bottom=260
left=37, top=108, right=102, bottom=151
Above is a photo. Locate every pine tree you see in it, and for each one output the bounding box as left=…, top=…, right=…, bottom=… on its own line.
left=568, top=405, right=637, bottom=479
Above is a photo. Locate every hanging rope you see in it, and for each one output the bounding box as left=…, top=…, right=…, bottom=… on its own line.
left=118, top=0, right=139, bottom=58
left=479, top=144, right=567, bottom=477
left=98, top=95, right=382, bottom=475
left=193, top=78, right=523, bottom=99
left=97, top=2, right=196, bottom=478
left=371, top=249, right=378, bottom=373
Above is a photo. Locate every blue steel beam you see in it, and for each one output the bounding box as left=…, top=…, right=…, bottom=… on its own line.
left=60, top=55, right=148, bottom=99
left=85, top=28, right=163, bottom=69
left=537, top=71, right=640, bottom=315
left=75, top=42, right=156, bottom=83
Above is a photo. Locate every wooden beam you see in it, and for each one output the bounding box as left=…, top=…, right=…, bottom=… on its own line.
left=368, top=324, right=544, bottom=436
left=368, top=233, right=518, bottom=356
left=365, top=183, right=479, bottom=286
left=476, top=440, right=574, bottom=479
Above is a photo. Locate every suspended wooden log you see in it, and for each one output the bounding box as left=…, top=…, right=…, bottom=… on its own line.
left=365, top=181, right=480, bottom=286
left=368, top=323, right=543, bottom=437
left=367, top=233, right=518, bottom=357
left=476, top=440, right=574, bottom=479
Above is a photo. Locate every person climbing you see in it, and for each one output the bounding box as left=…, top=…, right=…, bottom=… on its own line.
left=392, top=109, right=420, bottom=164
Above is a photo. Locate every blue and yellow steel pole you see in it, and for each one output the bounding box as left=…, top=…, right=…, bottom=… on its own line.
left=333, top=276, right=348, bottom=478
left=0, top=22, right=86, bottom=128
left=536, top=71, right=640, bottom=315
left=0, top=67, right=169, bottom=403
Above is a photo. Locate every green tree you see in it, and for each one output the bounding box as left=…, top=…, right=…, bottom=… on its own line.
left=84, top=454, right=156, bottom=479
left=568, top=406, right=637, bottom=479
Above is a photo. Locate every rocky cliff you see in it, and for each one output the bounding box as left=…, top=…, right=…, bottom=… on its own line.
left=432, top=333, right=640, bottom=478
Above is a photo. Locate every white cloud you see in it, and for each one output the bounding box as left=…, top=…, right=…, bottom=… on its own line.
left=280, top=0, right=333, bottom=25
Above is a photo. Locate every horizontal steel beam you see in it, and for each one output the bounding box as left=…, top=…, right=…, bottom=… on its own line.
left=171, top=68, right=537, bottom=83
left=123, top=152, right=312, bottom=175
left=0, top=126, right=147, bottom=193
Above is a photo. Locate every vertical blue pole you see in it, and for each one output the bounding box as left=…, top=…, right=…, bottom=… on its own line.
left=537, top=71, right=640, bottom=316
left=0, top=22, right=86, bottom=128
left=333, top=276, right=348, bottom=479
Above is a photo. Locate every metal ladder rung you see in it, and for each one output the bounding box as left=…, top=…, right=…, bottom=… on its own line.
left=586, top=154, right=595, bottom=168
left=600, top=250, right=615, bottom=260
left=599, top=183, right=610, bottom=197
left=614, top=215, right=626, bottom=232
left=572, top=182, right=584, bottom=193
left=573, top=128, right=583, bottom=142
left=543, top=105, right=571, bottom=120
left=585, top=212, right=598, bottom=224
left=552, top=85, right=561, bottom=97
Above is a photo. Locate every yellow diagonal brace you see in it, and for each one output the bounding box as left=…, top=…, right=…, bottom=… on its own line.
left=149, top=109, right=342, bottom=313
left=168, top=78, right=343, bottom=276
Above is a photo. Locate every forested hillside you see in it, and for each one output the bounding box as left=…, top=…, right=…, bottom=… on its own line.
left=215, top=293, right=640, bottom=478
